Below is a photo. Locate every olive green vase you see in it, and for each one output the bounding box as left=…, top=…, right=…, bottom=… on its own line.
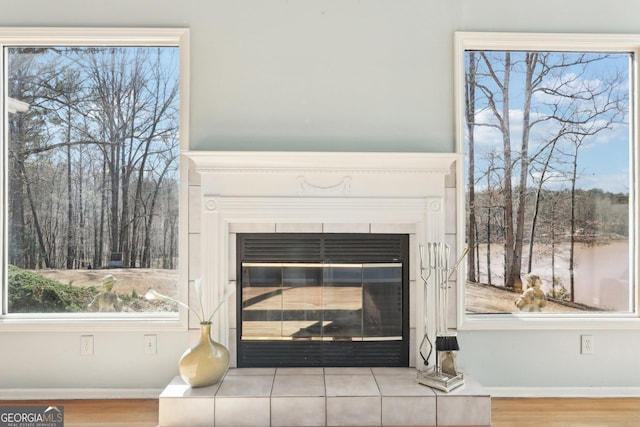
left=179, top=322, right=230, bottom=388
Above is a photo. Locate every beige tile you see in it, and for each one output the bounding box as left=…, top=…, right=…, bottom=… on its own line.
left=325, top=373, right=380, bottom=397
left=276, top=223, right=323, bottom=233
left=188, top=185, right=201, bottom=234
left=326, top=396, right=381, bottom=426
left=322, top=223, right=370, bottom=233
left=445, top=187, right=457, bottom=234
left=276, top=367, right=324, bottom=375
left=225, top=367, right=276, bottom=376
left=370, top=223, right=416, bottom=234
left=158, top=370, right=490, bottom=426
left=187, top=281, right=201, bottom=329
left=409, top=234, right=417, bottom=282
left=371, top=367, right=416, bottom=377
left=159, top=377, right=217, bottom=427
left=374, top=373, right=435, bottom=396
left=436, top=395, right=491, bottom=426
left=216, top=374, right=273, bottom=397
left=227, top=330, right=237, bottom=368
left=433, top=376, right=490, bottom=397
left=215, top=396, right=270, bottom=427
left=229, top=223, right=276, bottom=233
left=434, top=377, right=491, bottom=426
left=159, top=397, right=214, bottom=427
left=227, top=286, right=237, bottom=327
left=228, top=233, right=237, bottom=281
left=188, top=234, right=201, bottom=282
left=409, top=327, right=417, bottom=368
left=324, top=367, right=372, bottom=375
left=160, top=376, right=220, bottom=398
left=382, top=396, right=436, bottom=426
left=272, top=396, right=326, bottom=427
left=409, top=279, right=416, bottom=328
left=272, top=374, right=325, bottom=397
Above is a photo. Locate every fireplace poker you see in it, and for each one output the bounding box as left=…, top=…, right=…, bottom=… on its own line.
left=417, top=242, right=468, bottom=392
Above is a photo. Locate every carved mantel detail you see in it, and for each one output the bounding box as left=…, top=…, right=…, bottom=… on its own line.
left=296, top=175, right=352, bottom=195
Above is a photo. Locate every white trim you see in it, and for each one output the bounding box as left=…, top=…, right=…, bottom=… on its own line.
left=0, top=388, right=162, bottom=400
left=186, top=150, right=459, bottom=175
left=0, top=27, right=188, bottom=46
left=0, top=27, right=190, bottom=330
left=177, top=27, right=191, bottom=331
left=455, top=31, right=640, bottom=53
left=0, top=313, right=183, bottom=332
left=487, top=386, right=640, bottom=398
left=460, top=313, right=640, bottom=331
left=454, top=32, right=640, bottom=330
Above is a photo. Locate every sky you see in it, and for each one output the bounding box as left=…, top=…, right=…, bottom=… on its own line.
left=466, top=51, right=631, bottom=194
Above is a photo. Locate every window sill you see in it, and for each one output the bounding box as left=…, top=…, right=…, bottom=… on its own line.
left=459, top=313, right=640, bottom=331
left=0, top=312, right=186, bottom=332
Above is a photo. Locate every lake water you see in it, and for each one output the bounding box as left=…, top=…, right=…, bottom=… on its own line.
left=476, top=240, right=631, bottom=312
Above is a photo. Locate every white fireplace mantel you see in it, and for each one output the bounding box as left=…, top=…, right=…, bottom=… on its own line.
left=185, top=150, right=458, bottom=197
left=185, top=150, right=458, bottom=172
left=184, top=150, right=460, bottom=368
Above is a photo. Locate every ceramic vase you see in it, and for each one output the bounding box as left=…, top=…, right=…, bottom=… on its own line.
left=178, top=322, right=230, bottom=388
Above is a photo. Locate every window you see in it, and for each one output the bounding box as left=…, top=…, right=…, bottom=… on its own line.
left=455, top=33, right=638, bottom=325
left=1, top=28, right=189, bottom=322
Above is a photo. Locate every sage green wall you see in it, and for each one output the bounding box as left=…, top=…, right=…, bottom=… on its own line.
left=0, top=0, right=639, bottom=392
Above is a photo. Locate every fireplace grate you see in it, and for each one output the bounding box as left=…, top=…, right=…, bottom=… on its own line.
left=237, top=341, right=405, bottom=367
left=240, top=233, right=405, bottom=262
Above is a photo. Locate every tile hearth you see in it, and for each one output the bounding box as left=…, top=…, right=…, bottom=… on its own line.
left=159, top=367, right=491, bottom=427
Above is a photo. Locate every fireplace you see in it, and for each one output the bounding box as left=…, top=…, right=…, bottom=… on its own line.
left=236, top=233, right=409, bottom=367
left=159, top=151, right=494, bottom=427
left=185, top=151, right=460, bottom=369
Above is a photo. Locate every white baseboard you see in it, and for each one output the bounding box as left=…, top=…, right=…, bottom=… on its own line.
left=0, top=388, right=162, bottom=400
left=487, top=387, right=640, bottom=398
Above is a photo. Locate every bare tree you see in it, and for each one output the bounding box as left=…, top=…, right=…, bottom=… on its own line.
left=7, top=46, right=180, bottom=273
left=467, top=51, right=627, bottom=296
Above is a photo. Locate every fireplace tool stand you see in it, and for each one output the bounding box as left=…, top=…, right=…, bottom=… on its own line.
left=417, top=242, right=468, bottom=393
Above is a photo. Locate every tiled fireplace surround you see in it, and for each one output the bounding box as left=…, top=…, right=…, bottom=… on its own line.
left=159, top=151, right=490, bottom=426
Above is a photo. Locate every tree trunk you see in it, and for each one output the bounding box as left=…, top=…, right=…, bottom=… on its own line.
left=8, top=153, right=26, bottom=267
left=18, top=161, right=51, bottom=268
left=527, top=142, right=556, bottom=273
left=109, top=142, right=121, bottom=257
left=66, top=108, right=76, bottom=269
left=569, top=145, right=579, bottom=301
left=499, top=53, right=516, bottom=288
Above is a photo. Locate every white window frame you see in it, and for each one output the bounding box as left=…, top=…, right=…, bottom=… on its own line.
left=0, top=27, right=190, bottom=331
left=454, top=32, right=640, bottom=330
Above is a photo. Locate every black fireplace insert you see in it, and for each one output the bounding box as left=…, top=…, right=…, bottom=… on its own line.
left=236, top=233, right=409, bottom=367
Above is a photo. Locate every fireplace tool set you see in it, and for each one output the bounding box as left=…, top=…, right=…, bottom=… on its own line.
left=417, top=242, right=468, bottom=392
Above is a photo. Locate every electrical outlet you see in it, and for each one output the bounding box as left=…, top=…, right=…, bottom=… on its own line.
left=80, top=335, right=94, bottom=356
left=581, top=334, right=594, bottom=355
left=144, top=334, right=157, bottom=355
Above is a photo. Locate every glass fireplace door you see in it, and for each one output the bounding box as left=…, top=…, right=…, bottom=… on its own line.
left=240, top=263, right=324, bottom=341
left=240, top=262, right=405, bottom=366
left=237, top=233, right=409, bottom=367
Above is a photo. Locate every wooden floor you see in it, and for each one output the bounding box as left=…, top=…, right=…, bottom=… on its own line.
left=491, top=398, right=640, bottom=427
left=5, top=397, right=640, bottom=426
